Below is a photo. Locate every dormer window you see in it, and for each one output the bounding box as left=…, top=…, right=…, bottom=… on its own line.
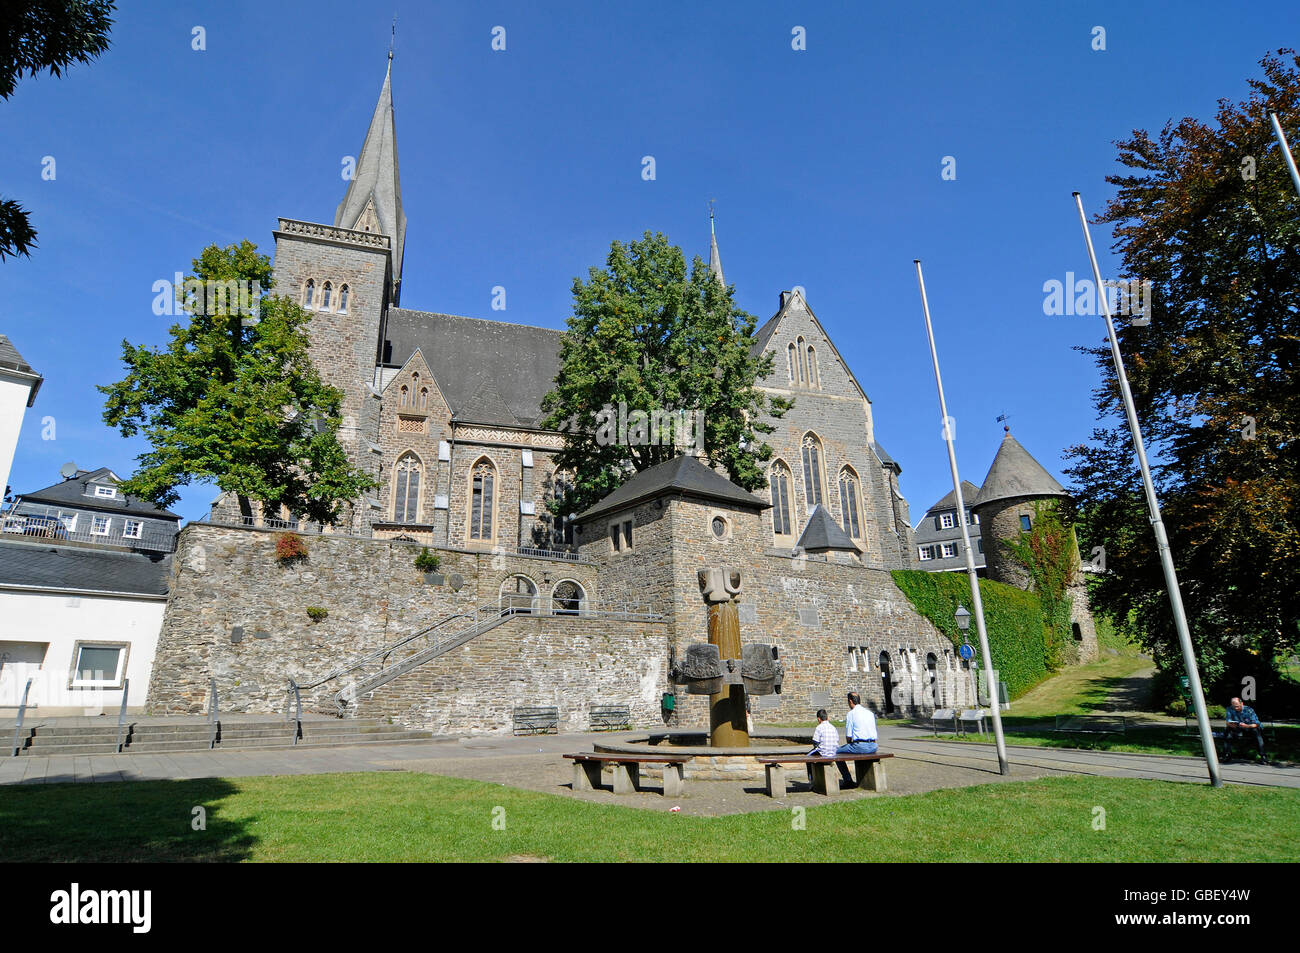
left=94, top=485, right=117, bottom=499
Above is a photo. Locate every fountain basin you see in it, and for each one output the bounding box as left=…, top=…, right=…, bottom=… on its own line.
left=595, top=730, right=812, bottom=781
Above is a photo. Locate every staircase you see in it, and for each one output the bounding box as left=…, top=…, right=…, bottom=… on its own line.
left=11, top=717, right=434, bottom=757
left=299, top=597, right=665, bottom=715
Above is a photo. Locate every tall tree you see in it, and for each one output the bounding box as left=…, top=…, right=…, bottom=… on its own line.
left=1066, top=51, right=1300, bottom=697
left=1, top=0, right=116, bottom=260
left=540, top=231, right=792, bottom=516
left=100, top=241, right=377, bottom=523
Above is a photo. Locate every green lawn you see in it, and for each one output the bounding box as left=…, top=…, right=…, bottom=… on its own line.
left=922, top=720, right=1299, bottom=761
left=1, top=772, right=1295, bottom=862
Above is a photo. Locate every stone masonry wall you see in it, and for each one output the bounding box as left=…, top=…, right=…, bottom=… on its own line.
left=148, top=523, right=599, bottom=717
left=358, top=615, right=668, bottom=733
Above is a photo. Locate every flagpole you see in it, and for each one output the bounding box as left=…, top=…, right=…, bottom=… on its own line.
left=1072, top=192, right=1222, bottom=787
left=914, top=260, right=1010, bottom=776
left=1268, top=111, right=1300, bottom=200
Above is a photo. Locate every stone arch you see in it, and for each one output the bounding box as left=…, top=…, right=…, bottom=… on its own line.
left=551, top=579, right=587, bottom=616
left=500, top=574, right=538, bottom=614
left=878, top=651, right=895, bottom=714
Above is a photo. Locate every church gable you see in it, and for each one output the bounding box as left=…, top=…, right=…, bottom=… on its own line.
left=754, top=291, right=870, bottom=406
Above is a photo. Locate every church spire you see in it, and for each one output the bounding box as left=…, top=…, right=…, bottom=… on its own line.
left=708, top=200, right=725, bottom=287
left=335, top=54, right=406, bottom=303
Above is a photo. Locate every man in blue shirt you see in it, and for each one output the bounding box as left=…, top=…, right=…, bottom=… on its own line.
left=835, top=692, right=878, bottom=787
left=1223, top=697, right=1268, bottom=764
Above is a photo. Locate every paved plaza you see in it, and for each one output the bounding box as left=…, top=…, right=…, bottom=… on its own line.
left=2, top=723, right=1292, bottom=816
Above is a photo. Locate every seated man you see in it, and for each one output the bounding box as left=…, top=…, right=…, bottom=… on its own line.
left=808, top=708, right=839, bottom=782
left=835, top=692, right=878, bottom=787
left=1223, top=697, right=1268, bottom=764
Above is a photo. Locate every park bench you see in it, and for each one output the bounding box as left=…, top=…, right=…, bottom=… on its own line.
left=512, top=706, right=559, bottom=735
left=589, top=705, right=631, bottom=731
left=959, top=708, right=990, bottom=736
left=564, top=752, right=694, bottom=796
left=1183, top=717, right=1276, bottom=741
left=930, top=708, right=959, bottom=737
left=757, top=752, right=894, bottom=797
left=1053, top=714, right=1126, bottom=737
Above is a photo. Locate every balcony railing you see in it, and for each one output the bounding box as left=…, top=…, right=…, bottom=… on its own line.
left=1, top=517, right=177, bottom=554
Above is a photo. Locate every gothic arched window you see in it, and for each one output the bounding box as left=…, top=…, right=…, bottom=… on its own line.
left=787, top=343, right=796, bottom=382
left=469, top=458, right=496, bottom=541
left=399, top=385, right=409, bottom=408
left=322, top=281, right=332, bottom=311
left=419, top=387, right=428, bottom=410
left=338, top=284, right=349, bottom=313
left=797, top=336, right=808, bottom=384
left=807, top=345, right=819, bottom=388
left=838, top=466, right=862, bottom=540
left=304, top=279, right=315, bottom=309
left=769, top=460, right=793, bottom=538
left=393, top=453, right=422, bottom=523
left=801, top=433, right=824, bottom=508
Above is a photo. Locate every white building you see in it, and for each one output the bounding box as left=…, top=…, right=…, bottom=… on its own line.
left=0, top=334, right=42, bottom=503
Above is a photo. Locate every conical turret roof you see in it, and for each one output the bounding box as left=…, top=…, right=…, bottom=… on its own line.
left=972, top=431, right=1066, bottom=508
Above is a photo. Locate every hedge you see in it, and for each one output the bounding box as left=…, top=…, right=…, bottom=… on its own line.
left=890, top=570, right=1050, bottom=700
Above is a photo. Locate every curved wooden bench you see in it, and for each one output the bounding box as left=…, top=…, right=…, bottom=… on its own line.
left=756, top=752, right=893, bottom=796
left=564, top=752, right=694, bottom=796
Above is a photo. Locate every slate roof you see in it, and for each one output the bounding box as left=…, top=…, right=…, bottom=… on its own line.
left=17, top=468, right=182, bottom=520
left=795, top=504, right=860, bottom=553
left=334, top=58, right=406, bottom=300
left=384, top=309, right=565, bottom=428
left=972, top=433, right=1066, bottom=508
left=922, top=480, right=982, bottom=515
left=872, top=441, right=901, bottom=474
left=0, top=539, right=171, bottom=596
left=577, top=455, right=768, bottom=523
left=0, top=333, right=42, bottom=405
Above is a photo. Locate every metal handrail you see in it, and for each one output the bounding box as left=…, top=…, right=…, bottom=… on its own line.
left=328, top=597, right=666, bottom=713
left=10, top=677, right=33, bottom=757
left=287, top=678, right=303, bottom=745
left=115, top=678, right=130, bottom=753
left=207, top=678, right=219, bottom=749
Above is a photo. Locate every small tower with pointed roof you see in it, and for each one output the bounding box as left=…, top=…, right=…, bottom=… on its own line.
left=971, top=427, right=1098, bottom=661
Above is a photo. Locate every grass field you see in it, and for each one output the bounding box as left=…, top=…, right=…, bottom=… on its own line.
left=1, top=772, right=1296, bottom=862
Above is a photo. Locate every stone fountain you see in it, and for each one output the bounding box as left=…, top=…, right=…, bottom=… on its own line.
left=594, top=567, right=806, bottom=781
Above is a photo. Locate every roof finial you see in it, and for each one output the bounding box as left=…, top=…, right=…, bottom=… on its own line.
left=996, top=412, right=1012, bottom=434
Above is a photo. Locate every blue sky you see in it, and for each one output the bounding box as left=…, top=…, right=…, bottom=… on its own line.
left=2, top=0, right=1296, bottom=522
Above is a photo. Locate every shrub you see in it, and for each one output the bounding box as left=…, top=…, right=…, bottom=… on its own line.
left=414, top=547, right=441, bottom=573
left=306, top=606, right=328, bottom=623
left=275, top=532, right=308, bottom=564
left=1207, top=704, right=1226, bottom=719
left=891, top=569, right=1050, bottom=700
left=1167, top=698, right=1188, bottom=716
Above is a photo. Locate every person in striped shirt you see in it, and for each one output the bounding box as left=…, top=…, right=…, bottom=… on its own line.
left=808, top=708, right=839, bottom=782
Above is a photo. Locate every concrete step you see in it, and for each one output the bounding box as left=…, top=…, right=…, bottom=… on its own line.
left=18, top=741, right=122, bottom=756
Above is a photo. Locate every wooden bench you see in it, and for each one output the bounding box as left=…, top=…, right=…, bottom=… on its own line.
left=512, top=706, right=558, bottom=735
left=589, top=705, right=631, bottom=731
left=1053, top=714, right=1126, bottom=737
left=564, top=752, right=694, bottom=796
left=756, top=753, right=894, bottom=797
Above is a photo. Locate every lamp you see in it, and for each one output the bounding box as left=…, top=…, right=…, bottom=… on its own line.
left=954, top=605, right=970, bottom=632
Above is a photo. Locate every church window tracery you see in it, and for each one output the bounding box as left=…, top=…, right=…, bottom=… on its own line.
left=339, top=284, right=349, bottom=313
left=304, top=279, right=315, bottom=308
left=322, top=281, right=332, bottom=311
left=393, top=453, right=422, bottom=523
left=801, top=433, right=825, bottom=508
left=469, top=458, right=496, bottom=541
left=769, top=460, right=793, bottom=538
left=839, top=466, right=863, bottom=540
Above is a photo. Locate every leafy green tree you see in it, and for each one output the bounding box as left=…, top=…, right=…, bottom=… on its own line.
left=1, top=0, right=116, bottom=260
left=540, top=231, right=792, bottom=516
left=100, top=241, right=378, bottom=523
left=1066, top=51, right=1300, bottom=699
